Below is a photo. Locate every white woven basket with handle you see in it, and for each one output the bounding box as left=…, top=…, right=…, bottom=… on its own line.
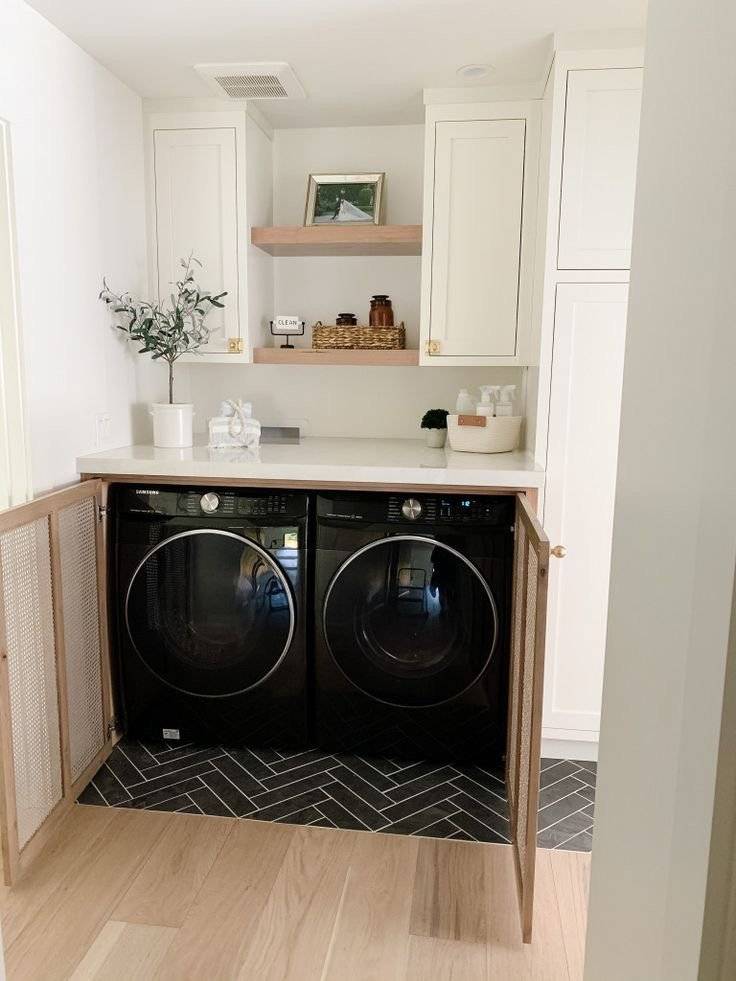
left=447, top=414, right=522, bottom=454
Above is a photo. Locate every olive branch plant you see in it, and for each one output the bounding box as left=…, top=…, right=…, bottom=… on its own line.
left=100, top=254, right=226, bottom=404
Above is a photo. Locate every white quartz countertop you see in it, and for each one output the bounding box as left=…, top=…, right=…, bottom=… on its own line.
left=76, top=437, right=544, bottom=490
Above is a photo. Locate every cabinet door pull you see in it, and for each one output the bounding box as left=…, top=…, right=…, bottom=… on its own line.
left=551, top=545, right=567, bottom=558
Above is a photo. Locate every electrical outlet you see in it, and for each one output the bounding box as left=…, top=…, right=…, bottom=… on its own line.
left=95, top=412, right=111, bottom=449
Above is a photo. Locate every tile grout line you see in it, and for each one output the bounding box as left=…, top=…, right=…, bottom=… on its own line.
left=537, top=798, right=596, bottom=839
left=113, top=744, right=148, bottom=783
left=125, top=755, right=228, bottom=793
left=332, top=756, right=399, bottom=791
left=447, top=781, right=509, bottom=822
left=196, top=779, right=240, bottom=818
left=220, top=748, right=268, bottom=791
left=537, top=788, right=592, bottom=822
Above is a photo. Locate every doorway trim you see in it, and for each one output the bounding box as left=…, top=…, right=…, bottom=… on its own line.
left=0, top=117, right=31, bottom=509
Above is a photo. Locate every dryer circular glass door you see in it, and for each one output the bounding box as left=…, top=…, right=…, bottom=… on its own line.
left=125, top=529, right=295, bottom=697
left=323, top=535, right=497, bottom=707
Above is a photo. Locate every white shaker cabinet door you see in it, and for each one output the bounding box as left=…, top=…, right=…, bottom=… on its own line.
left=152, top=126, right=241, bottom=356
left=542, top=284, right=629, bottom=743
left=558, top=68, right=643, bottom=270
left=428, top=118, right=527, bottom=360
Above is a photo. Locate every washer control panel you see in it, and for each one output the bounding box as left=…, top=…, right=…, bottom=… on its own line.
left=118, top=488, right=307, bottom=519
left=179, top=491, right=292, bottom=517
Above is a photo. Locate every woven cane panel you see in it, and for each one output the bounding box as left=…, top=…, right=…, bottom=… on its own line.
left=507, top=520, right=526, bottom=815
left=516, top=546, right=539, bottom=890
left=0, top=519, right=63, bottom=848
left=58, top=499, right=105, bottom=782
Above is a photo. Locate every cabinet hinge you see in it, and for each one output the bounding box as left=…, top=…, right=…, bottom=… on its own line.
left=96, top=503, right=108, bottom=522
left=425, top=340, right=441, bottom=356
left=227, top=337, right=244, bottom=354
left=107, top=717, right=119, bottom=738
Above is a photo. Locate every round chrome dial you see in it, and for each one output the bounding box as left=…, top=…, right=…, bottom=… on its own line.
left=401, top=498, right=423, bottom=521
left=200, top=492, right=221, bottom=514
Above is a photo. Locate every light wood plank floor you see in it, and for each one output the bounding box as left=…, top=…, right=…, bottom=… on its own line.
left=0, top=805, right=590, bottom=980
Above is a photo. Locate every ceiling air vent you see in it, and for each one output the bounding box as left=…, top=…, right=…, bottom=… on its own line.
left=194, top=62, right=305, bottom=100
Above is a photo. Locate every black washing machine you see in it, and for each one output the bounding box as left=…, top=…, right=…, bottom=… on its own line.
left=313, top=491, right=514, bottom=764
left=111, top=485, right=309, bottom=748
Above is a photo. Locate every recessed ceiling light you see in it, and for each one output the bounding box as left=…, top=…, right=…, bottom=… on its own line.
left=456, top=64, right=494, bottom=81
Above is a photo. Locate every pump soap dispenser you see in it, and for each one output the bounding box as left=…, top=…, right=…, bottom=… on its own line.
left=476, top=386, right=495, bottom=417
left=495, top=385, right=517, bottom=417
left=455, top=389, right=475, bottom=414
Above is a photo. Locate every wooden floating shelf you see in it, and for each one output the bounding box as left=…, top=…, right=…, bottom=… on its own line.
left=253, top=347, right=420, bottom=366
left=250, top=224, right=422, bottom=256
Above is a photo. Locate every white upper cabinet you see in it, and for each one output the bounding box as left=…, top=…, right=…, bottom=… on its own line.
left=420, top=103, right=540, bottom=365
left=146, top=111, right=273, bottom=362
left=152, top=125, right=241, bottom=356
left=558, top=68, right=643, bottom=270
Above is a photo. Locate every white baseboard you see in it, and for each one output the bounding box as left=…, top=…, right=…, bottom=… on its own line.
left=542, top=737, right=598, bottom=762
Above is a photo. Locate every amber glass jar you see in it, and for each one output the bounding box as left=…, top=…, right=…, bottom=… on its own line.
left=369, top=295, right=394, bottom=327
left=336, top=312, right=357, bottom=326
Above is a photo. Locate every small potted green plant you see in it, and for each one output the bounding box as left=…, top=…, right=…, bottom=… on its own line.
left=100, top=255, right=225, bottom=448
left=421, top=408, right=449, bottom=448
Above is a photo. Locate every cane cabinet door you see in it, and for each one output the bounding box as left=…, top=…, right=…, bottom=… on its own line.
left=507, top=492, right=550, bottom=942
left=0, top=481, right=113, bottom=885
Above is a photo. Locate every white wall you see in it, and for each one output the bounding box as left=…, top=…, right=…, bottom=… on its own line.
left=0, top=0, right=146, bottom=493
left=584, top=0, right=736, bottom=977
left=274, top=124, right=424, bottom=346
left=183, top=122, right=523, bottom=439
left=188, top=363, right=521, bottom=439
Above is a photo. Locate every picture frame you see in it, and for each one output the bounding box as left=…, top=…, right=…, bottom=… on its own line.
left=304, top=173, right=385, bottom=226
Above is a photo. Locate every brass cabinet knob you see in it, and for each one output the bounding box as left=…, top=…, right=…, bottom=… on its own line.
left=551, top=545, right=567, bottom=558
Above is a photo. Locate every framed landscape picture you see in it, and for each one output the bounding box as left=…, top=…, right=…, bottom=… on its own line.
left=304, top=173, right=385, bottom=226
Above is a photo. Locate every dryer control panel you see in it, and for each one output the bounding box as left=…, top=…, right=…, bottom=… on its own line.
left=317, top=492, right=513, bottom=527
left=387, top=495, right=509, bottom=524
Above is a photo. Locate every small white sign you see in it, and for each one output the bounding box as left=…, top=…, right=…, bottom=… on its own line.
left=272, top=315, right=304, bottom=335
left=162, top=728, right=181, bottom=740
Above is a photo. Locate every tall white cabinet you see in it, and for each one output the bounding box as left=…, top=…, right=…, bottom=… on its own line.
left=533, top=50, right=644, bottom=757
left=558, top=68, right=643, bottom=269
left=543, top=284, right=628, bottom=741
left=419, top=102, right=540, bottom=365
left=145, top=110, right=273, bottom=362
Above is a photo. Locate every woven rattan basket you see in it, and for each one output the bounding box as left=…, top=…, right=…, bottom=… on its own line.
left=312, top=321, right=406, bottom=351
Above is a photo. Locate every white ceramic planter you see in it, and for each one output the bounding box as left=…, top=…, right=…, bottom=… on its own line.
left=424, top=428, right=447, bottom=449
left=151, top=403, right=194, bottom=448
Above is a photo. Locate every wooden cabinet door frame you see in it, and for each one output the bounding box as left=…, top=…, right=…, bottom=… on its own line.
left=507, top=491, right=550, bottom=942
left=0, top=480, right=114, bottom=885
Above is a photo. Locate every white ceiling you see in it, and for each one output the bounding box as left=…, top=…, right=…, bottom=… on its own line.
left=25, top=0, right=647, bottom=127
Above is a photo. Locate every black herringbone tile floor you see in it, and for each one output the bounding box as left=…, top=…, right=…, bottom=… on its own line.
left=78, top=740, right=596, bottom=851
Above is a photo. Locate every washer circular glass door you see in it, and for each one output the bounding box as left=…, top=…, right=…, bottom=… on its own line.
left=125, top=529, right=295, bottom=697
left=323, top=535, right=497, bottom=707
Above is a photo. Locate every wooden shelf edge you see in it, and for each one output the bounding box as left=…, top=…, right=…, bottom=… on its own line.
left=253, top=348, right=420, bottom=366
left=251, top=224, right=422, bottom=256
